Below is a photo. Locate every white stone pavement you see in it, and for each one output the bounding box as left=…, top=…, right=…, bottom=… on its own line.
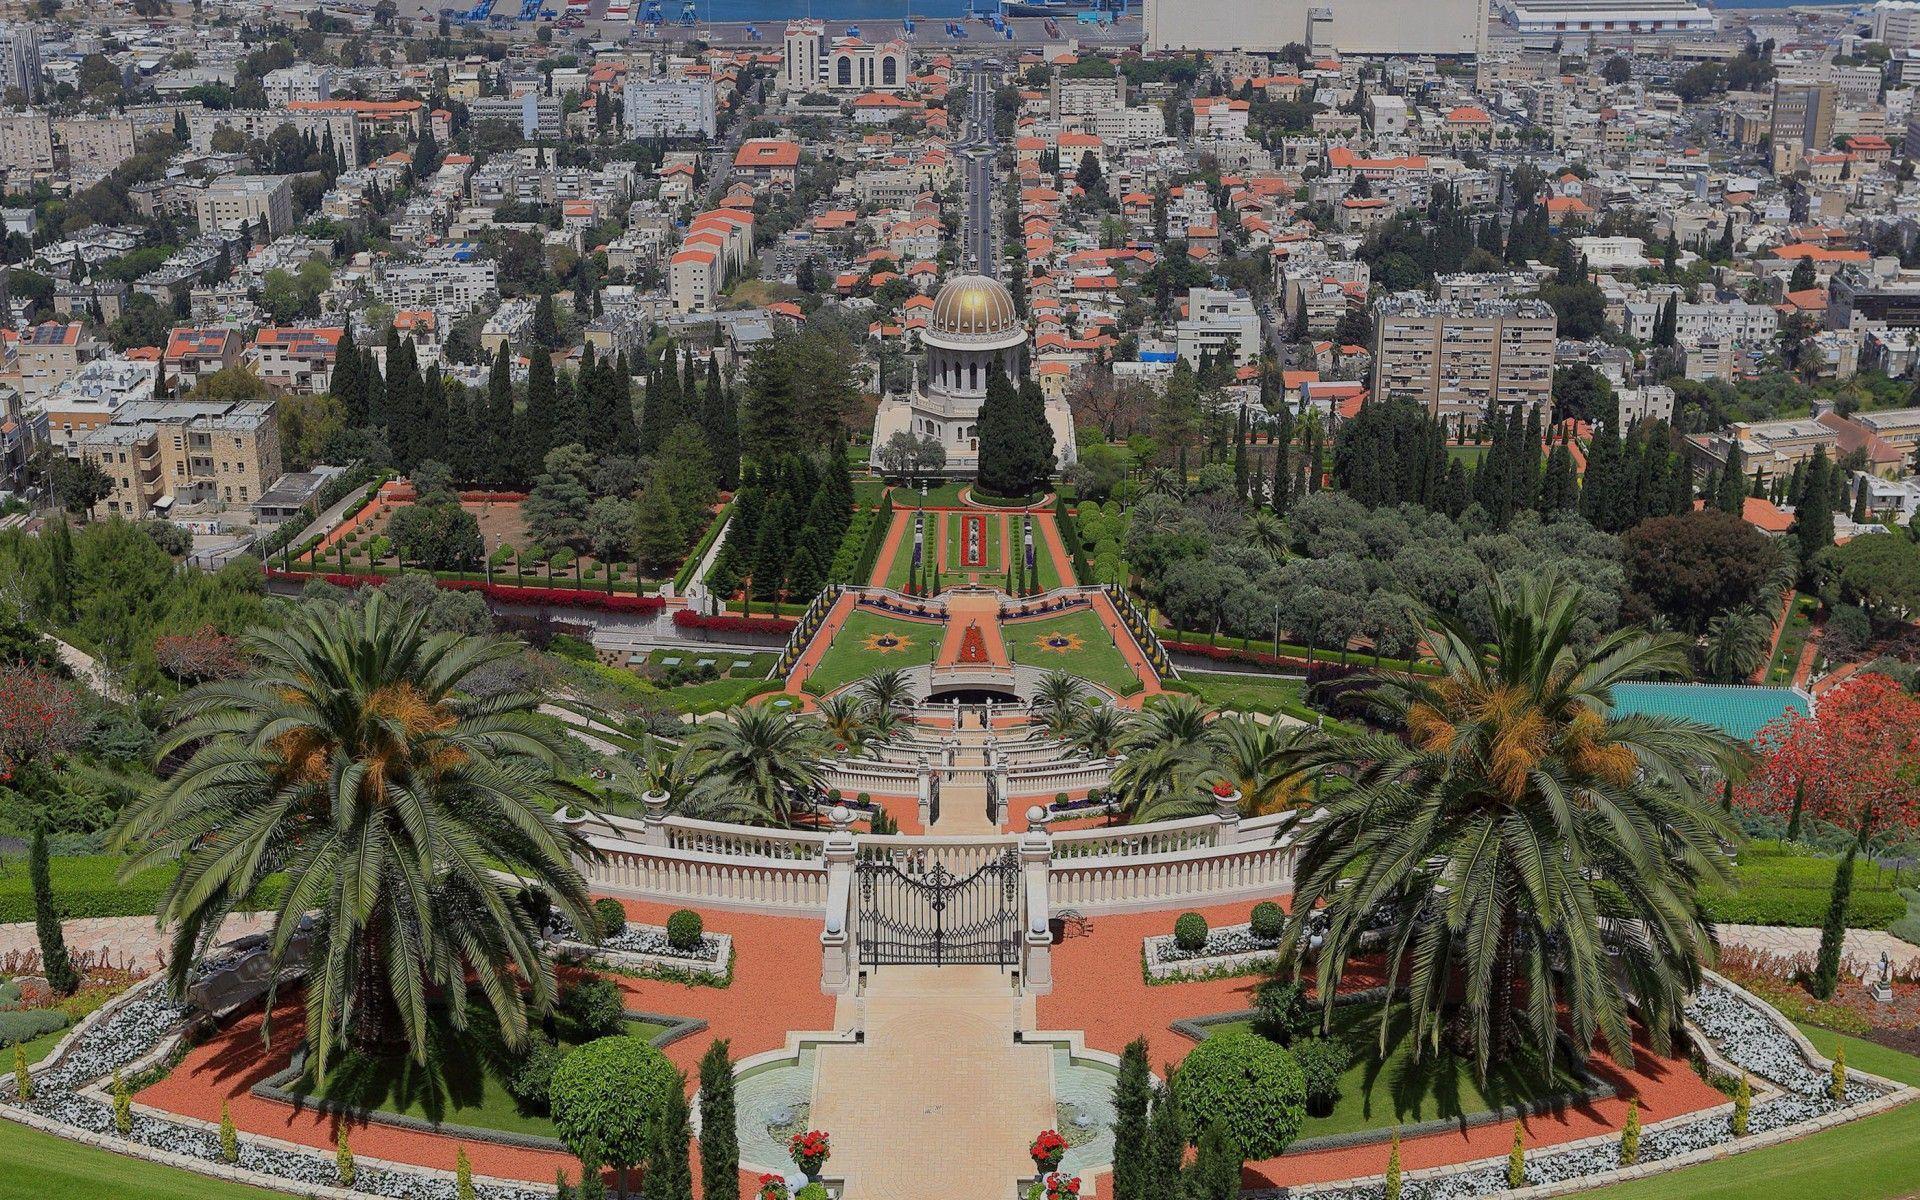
left=0, top=913, right=275, bottom=974
left=1717, top=923, right=1920, bottom=980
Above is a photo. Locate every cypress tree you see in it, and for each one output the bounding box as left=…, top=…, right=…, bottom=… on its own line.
left=1232, top=409, right=1249, bottom=501
left=977, top=367, right=1029, bottom=499
left=47, top=516, right=72, bottom=621
left=333, top=326, right=364, bottom=425
left=1853, top=479, right=1871, bottom=524
left=1791, top=447, right=1835, bottom=582
left=521, top=350, right=556, bottom=484
left=486, top=343, right=516, bottom=487
left=1185, top=1121, right=1244, bottom=1200
left=740, top=350, right=796, bottom=465
left=1111, top=1039, right=1151, bottom=1200
left=698, top=1041, right=739, bottom=1200
left=644, top=1073, right=693, bottom=1200
left=1143, top=1077, right=1185, bottom=1200
left=1717, top=442, right=1746, bottom=514
left=749, top=496, right=792, bottom=601
left=1539, top=442, right=1577, bottom=511
left=1810, top=845, right=1856, bottom=1000
left=30, top=824, right=78, bottom=996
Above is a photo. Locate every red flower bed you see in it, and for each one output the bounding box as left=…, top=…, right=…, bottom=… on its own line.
left=673, top=610, right=797, bottom=635
left=263, top=568, right=665, bottom=613
left=1164, top=640, right=1310, bottom=670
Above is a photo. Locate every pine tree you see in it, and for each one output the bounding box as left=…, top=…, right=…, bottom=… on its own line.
left=633, top=483, right=687, bottom=574
left=698, top=1041, right=739, bottom=1200
left=704, top=367, right=740, bottom=490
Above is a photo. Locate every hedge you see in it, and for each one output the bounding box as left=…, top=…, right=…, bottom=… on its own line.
left=264, top=568, right=667, bottom=614
left=672, top=611, right=796, bottom=636
left=0, top=855, right=288, bottom=922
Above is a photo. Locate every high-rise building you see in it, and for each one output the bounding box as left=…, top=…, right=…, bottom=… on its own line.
left=1370, top=294, right=1557, bottom=426
left=1770, top=81, right=1836, bottom=173
left=0, top=23, right=42, bottom=102
left=1144, top=0, right=1486, bottom=57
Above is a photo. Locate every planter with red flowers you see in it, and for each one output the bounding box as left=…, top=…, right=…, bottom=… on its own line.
left=1042, top=1173, right=1082, bottom=1200
left=1029, top=1129, right=1069, bottom=1173
left=788, top=1128, right=831, bottom=1179
left=757, top=1175, right=790, bottom=1200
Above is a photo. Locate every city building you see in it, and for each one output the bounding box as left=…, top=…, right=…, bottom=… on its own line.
left=1495, top=0, right=1713, bottom=35
left=374, top=259, right=499, bottom=312
left=624, top=77, right=718, bottom=139
left=0, top=22, right=41, bottom=102
left=470, top=94, right=564, bottom=141
left=75, top=396, right=281, bottom=517
left=262, top=65, right=332, bottom=105
left=193, top=175, right=295, bottom=238
left=781, top=21, right=909, bottom=92
left=1829, top=262, right=1920, bottom=330
left=18, top=321, right=99, bottom=404
left=247, top=327, right=344, bottom=395
left=1770, top=82, right=1836, bottom=174
left=28, top=356, right=157, bottom=453
left=871, top=273, right=1076, bottom=475
left=1144, top=0, right=1487, bottom=57
left=1175, top=288, right=1263, bottom=367
left=164, top=328, right=244, bottom=387
left=1371, top=293, right=1557, bottom=425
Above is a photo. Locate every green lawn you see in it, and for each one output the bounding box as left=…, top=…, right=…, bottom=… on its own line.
left=805, top=610, right=938, bottom=695
left=1576, top=1028, right=1920, bottom=1200
left=1698, top=840, right=1908, bottom=929
left=1446, top=444, right=1491, bottom=464
left=15, top=1024, right=72, bottom=1067
left=0, top=1117, right=293, bottom=1200
left=288, top=1007, right=669, bottom=1140
left=1172, top=672, right=1308, bottom=715
left=0, top=856, right=287, bottom=924
left=1206, top=1005, right=1584, bottom=1138
left=1007, top=608, right=1143, bottom=697
left=1028, top=516, right=1067, bottom=591
left=661, top=678, right=782, bottom=715
left=891, top=482, right=971, bottom=509
left=884, top=512, right=947, bottom=592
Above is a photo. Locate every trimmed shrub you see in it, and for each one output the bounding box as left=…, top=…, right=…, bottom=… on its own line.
left=1733, top=1073, right=1751, bottom=1135
left=1620, top=1098, right=1640, bottom=1166
left=595, top=898, right=628, bottom=938
left=1173, top=912, right=1209, bottom=953
left=1173, top=1030, right=1306, bottom=1160
left=1291, top=1037, right=1352, bottom=1117
left=1249, top=901, right=1284, bottom=940
left=550, top=1037, right=681, bottom=1188
left=1507, top=1121, right=1525, bottom=1188
left=561, top=977, right=628, bottom=1039
left=219, top=1102, right=238, bottom=1164
left=667, top=909, right=704, bottom=951
left=1251, top=978, right=1305, bottom=1045
left=507, top=1038, right=569, bottom=1111
left=0, top=1008, right=69, bottom=1047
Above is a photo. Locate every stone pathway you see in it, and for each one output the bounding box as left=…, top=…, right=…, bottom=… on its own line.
left=1717, top=923, right=1920, bottom=979
left=811, top=966, right=1049, bottom=1200
left=0, top=912, right=275, bottom=974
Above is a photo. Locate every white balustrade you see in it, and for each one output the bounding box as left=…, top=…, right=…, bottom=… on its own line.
left=583, top=834, right=830, bottom=912
left=1049, top=839, right=1299, bottom=914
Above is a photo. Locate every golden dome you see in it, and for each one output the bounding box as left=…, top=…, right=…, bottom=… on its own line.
left=929, top=273, right=1019, bottom=339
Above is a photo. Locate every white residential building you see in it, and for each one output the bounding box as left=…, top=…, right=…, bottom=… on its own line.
left=374, top=259, right=499, bottom=312
left=623, top=77, right=718, bottom=139
left=1175, top=288, right=1263, bottom=367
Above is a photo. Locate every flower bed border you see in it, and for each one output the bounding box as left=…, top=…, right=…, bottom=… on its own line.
left=551, top=929, right=734, bottom=980
left=1141, top=921, right=1282, bottom=981
left=246, top=1008, right=707, bottom=1153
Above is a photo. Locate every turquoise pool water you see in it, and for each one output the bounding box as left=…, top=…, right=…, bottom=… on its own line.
left=1607, top=682, right=1808, bottom=742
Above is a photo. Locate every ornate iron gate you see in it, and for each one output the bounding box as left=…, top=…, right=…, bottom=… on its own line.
left=857, top=851, right=1019, bottom=966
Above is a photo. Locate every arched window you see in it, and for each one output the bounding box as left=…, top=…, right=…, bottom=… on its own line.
left=837, top=57, right=852, bottom=86
left=882, top=57, right=898, bottom=86
left=969, top=362, right=979, bottom=390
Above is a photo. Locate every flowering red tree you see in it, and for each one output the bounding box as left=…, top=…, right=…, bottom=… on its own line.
left=153, top=625, right=246, bottom=683
left=1737, top=672, right=1920, bottom=849
left=1737, top=671, right=1920, bottom=997
left=0, top=664, right=88, bottom=783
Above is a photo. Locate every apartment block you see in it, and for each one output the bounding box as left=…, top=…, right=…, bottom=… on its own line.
left=76, top=397, right=281, bottom=518
left=193, top=174, right=294, bottom=237
left=624, top=77, right=717, bottom=139
left=1370, top=294, right=1557, bottom=425
left=247, top=327, right=343, bottom=395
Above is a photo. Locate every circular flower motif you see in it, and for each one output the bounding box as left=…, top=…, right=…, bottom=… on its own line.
left=864, top=632, right=912, bottom=654
left=1032, top=630, right=1084, bottom=655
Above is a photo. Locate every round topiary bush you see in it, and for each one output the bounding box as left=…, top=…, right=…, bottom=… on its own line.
left=1173, top=911, right=1209, bottom=953
left=549, top=1036, right=680, bottom=1185
left=505, top=1037, right=568, bottom=1111
left=1249, top=901, right=1284, bottom=941
left=667, top=908, right=704, bottom=951
left=1290, top=1036, right=1353, bottom=1117
left=595, top=898, right=628, bottom=938
left=1251, top=977, right=1306, bottom=1045
left=1174, top=1030, right=1306, bottom=1159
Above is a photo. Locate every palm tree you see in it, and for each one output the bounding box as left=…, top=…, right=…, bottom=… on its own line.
left=1109, top=695, right=1216, bottom=823
left=1067, top=704, right=1133, bottom=760
left=683, top=705, right=830, bottom=826
left=1701, top=606, right=1772, bottom=683
left=859, top=668, right=914, bottom=712
left=113, top=593, right=595, bottom=1080
left=1242, top=508, right=1286, bottom=559
left=1281, top=572, right=1745, bottom=1077
left=816, top=693, right=881, bottom=753
left=1205, top=714, right=1319, bottom=814
left=1032, top=670, right=1089, bottom=738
